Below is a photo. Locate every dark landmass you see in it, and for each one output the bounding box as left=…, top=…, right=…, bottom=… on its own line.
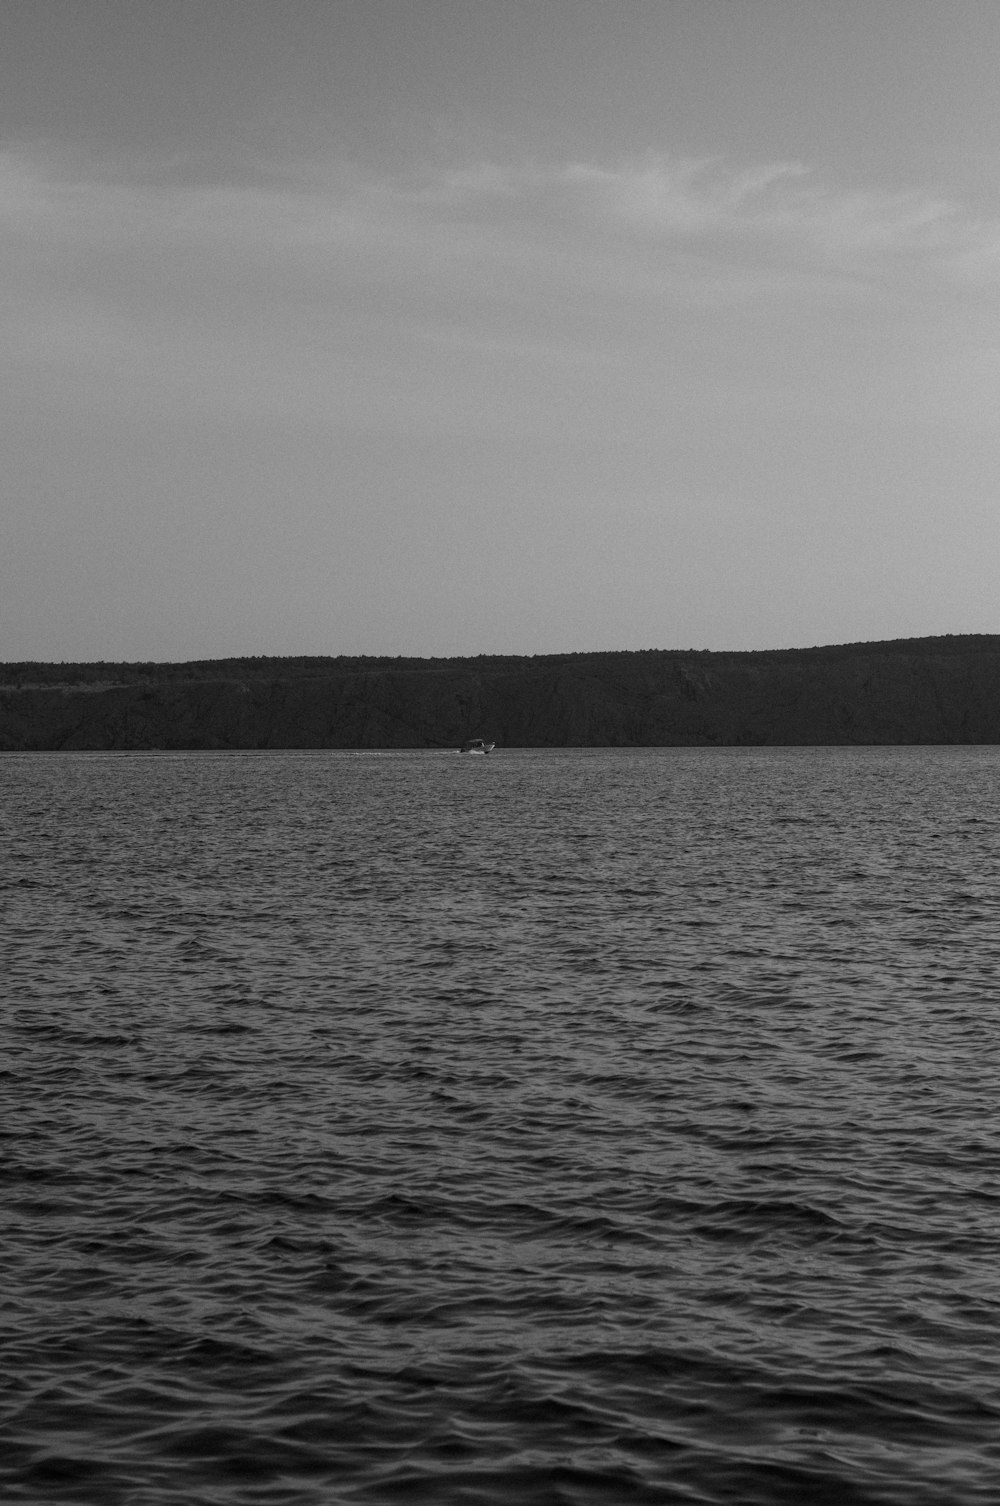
left=3, top=636, right=1000, bottom=749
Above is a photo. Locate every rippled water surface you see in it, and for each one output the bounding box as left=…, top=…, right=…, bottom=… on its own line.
left=4, top=746, right=1000, bottom=1504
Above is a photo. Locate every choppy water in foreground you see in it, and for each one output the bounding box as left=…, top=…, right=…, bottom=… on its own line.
left=3, top=746, right=1000, bottom=1505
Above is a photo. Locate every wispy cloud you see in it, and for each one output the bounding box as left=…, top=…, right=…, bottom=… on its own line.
left=2, top=143, right=993, bottom=272
left=388, top=152, right=990, bottom=277
left=3, top=143, right=999, bottom=434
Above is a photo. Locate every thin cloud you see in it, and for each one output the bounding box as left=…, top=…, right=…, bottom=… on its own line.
left=3, top=143, right=998, bottom=435
left=1, top=144, right=992, bottom=274
left=417, top=153, right=983, bottom=276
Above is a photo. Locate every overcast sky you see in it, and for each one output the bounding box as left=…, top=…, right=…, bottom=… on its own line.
left=4, top=0, right=1000, bottom=661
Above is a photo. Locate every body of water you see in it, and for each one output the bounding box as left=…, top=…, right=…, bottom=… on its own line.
left=3, top=747, right=1000, bottom=1504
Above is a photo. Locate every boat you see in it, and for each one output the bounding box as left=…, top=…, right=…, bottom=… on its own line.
left=459, top=738, right=495, bottom=754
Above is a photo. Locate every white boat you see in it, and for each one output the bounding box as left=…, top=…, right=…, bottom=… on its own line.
left=459, top=738, right=495, bottom=754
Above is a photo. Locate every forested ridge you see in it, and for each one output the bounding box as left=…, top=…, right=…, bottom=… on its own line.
left=3, top=636, right=1000, bottom=749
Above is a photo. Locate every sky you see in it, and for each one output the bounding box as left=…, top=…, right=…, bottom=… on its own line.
left=3, top=0, right=1000, bottom=662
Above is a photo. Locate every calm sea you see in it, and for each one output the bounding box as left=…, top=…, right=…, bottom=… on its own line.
left=3, top=747, right=1000, bottom=1505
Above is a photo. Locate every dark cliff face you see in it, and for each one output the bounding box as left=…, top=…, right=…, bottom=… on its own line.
left=3, top=638, right=1000, bottom=749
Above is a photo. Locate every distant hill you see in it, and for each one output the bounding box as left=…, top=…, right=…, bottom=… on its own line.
left=3, top=637, right=1000, bottom=749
